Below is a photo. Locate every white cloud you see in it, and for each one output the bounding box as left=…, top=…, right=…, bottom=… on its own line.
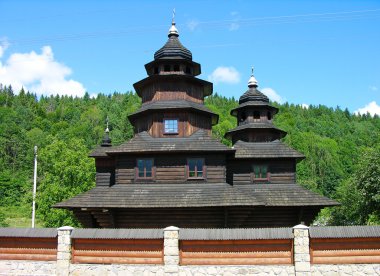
left=0, top=45, right=86, bottom=97
left=229, top=22, right=240, bottom=31
left=355, top=101, right=380, bottom=116
left=208, top=66, right=240, bottom=84
left=261, top=87, right=284, bottom=103
left=369, top=85, right=378, bottom=91
left=187, top=19, right=200, bottom=31
left=0, top=38, right=9, bottom=59
left=301, top=103, right=310, bottom=109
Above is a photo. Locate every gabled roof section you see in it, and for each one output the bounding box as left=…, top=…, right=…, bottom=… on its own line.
left=233, top=140, right=305, bottom=159
left=89, top=146, right=109, bottom=157
left=236, top=184, right=339, bottom=207
left=180, top=227, right=293, bottom=240
left=310, top=226, right=380, bottom=238
left=106, top=130, right=233, bottom=154
left=133, top=74, right=212, bottom=97
left=128, top=100, right=218, bottom=125
left=225, top=122, right=287, bottom=139
left=54, top=183, right=263, bottom=209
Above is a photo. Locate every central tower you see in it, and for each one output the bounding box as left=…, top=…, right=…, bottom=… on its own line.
left=129, top=19, right=218, bottom=137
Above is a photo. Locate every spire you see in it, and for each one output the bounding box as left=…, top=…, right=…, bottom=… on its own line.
left=168, top=8, right=179, bottom=37
left=101, top=116, right=112, bottom=147
left=248, top=66, right=258, bottom=88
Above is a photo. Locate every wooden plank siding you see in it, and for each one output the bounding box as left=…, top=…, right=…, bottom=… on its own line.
left=180, top=239, right=293, bottom=265
left=115, top=154, right=226, bottom=184
left=72, top=238, right=163, bottom=264
left=0, top=237, right=57, bottom=261
left=140, top=80, right=204, bottom=104
left=228, top=159, right=296, bottom=185
left=310, top=237, right=380, bottom=264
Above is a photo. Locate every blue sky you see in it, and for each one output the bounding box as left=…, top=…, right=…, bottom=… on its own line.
left=0, top=0, right=379, bottom=115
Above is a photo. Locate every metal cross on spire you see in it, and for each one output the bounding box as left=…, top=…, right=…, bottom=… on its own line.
left=172, top=8, right=176, bottom=23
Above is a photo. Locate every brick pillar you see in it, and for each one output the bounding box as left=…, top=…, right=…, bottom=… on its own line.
left=57, top=226, right=74, bottom=276
left=163, top=226, right=180, bottom=274
left=293, top=224, right=311, bottom=276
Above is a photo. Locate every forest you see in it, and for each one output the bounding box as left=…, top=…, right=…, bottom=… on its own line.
left=0, top=85, right=379, bottom=227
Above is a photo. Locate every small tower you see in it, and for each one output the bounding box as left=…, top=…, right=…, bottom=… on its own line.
left=101, top=116, right=112, bottom=147
left=225, top=68, right=286, bottom=144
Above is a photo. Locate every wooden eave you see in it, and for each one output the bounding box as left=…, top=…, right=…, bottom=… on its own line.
left=133, top=74, right=213, bottom=98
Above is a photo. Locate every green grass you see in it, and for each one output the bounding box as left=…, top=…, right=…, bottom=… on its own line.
left=0, top=205, right=43, bottom=228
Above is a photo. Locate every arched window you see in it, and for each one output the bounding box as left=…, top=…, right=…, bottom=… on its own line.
left=253, top=111, right=260, bottom=121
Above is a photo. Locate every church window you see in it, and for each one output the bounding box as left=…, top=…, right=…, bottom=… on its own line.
left=164, top=65, right=171, bottom=72
left=252, top=165, right=269, bottom=182
left=188, top=158, right=204, bottom=179
left=136, top=159, right=154, bottom=179
left=174, top=64, right=180, bottom=71
left=164, top=119, right=178, bottom=134
left=185, top=66, right=191, bottom=74
left=267, top=111, right=272, bottom=120
left=154, top=67, right=159, bottom=74
left=253, top=111, right=261, bottom=121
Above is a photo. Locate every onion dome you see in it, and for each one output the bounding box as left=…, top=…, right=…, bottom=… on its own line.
left=154, top=16, right=192, bottom=60
left=239, top=67, right=269, bottom=104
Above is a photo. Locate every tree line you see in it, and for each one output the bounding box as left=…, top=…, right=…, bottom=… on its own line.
left=0, top=85, right=379, bottom=227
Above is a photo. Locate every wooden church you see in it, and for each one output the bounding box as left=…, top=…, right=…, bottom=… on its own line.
left=55, top=19, right=337, bottom=228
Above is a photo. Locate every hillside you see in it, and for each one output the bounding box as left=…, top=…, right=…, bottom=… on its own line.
left=0, top=86, right=379, bottom=227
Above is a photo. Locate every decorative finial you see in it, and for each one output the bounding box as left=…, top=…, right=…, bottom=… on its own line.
left=105, top=116, right=109, bottom=133
left=248, top=66, right=258, bottom=88
left=168, top=8, right=179, bottom=37
left=101, top=116, right=112, bottom=147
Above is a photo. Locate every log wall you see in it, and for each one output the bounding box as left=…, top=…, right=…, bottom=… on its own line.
left=72, top=238, right=163, bottom=265
left=310, top=237, right=380, bottom=264
left=180, top=239, right=293, bottom=265
left=0, top=237, right=57, bottom=261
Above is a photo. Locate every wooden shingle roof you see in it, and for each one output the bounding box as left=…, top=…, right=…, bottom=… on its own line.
left=225, top=122, right=287, bottom=139
left=128, top=99, right=218, bottom=124
left=106, top=130, right=233, bottom=154
left=233, top=140, right=305, bottom=159
left=237, top=184, right=339, bottom=207
left=54, top=183, right=262, bottom=209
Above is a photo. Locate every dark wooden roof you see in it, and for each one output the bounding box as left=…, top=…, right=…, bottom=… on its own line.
left=72, top=228, right=163, bottom=239
left=106, top=130, right=233, bottom=154
left=133, top=74, right=213, bottom=97
left=225, top=122, right=287, bottom=138
left=128, top=99, right=218, bottom=124
left=237, top=184, right=339, bottom=207
left=180, top=227, right=293, bottom=240
left=154, top=35, right=192, bottom=60
left=233, top=140, right=305, bottom=159
left=0, top=228, right=57, bottom=238
left=310, top=226, right=380, bottom=238
left=239, top=87, right=269, bottom=104
left=89, top=146, right=109, bottom=157
left=230, top=101, right=279, bottom=117
left=54, top=183, right=262, bottom=209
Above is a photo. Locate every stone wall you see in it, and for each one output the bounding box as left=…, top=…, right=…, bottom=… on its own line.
left=0, top=260, right=56, bottom=275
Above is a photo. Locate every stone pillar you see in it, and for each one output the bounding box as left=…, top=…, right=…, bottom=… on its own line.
left=293, top=224, right=311, bottom=276
left=57, top=226, right=74, bottom=276
left=163, top=226, right=180, bottom=274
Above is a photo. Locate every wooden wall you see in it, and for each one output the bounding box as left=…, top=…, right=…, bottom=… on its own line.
left=310, top=237, right=380, bottom=264
left=180, top=239, right=293, bottom=265
left=140, top=80, right=204, bottom=104
left=115, top=154, right=226, bottom=184
left=72, top=238, right=163, bottom=264
left=134, top=112, right=212, bottom=137
left=0, top=237, right=57, bottom=261
left=228, top=159, right=296, bottom=185
left=79, top=206, right=314, bottom=229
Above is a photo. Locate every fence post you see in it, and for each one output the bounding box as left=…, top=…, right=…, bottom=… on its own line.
left=57, top=226, right=74, bottom=276
left=293, top=224, right=311, bottom=275
left=163, top=226, right=180, bottom=274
